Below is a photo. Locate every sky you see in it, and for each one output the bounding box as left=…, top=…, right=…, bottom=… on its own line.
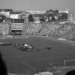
left=0, top=0, right=75, bottom=11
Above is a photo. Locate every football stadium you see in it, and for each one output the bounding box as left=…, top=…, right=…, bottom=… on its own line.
left=0, top=0, right=75, bottom=75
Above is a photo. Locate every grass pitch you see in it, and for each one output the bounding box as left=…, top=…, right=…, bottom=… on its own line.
left=0, top=36, right=75, bottom=74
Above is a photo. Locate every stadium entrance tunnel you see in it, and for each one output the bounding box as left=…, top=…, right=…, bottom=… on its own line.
left=66, top=70, right=75, bottom=75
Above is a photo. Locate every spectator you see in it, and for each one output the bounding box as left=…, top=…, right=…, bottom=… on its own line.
left=0, top=52, right=8, bottom=75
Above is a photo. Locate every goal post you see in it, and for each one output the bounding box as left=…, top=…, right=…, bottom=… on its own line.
left=64, top=59, right=75, bottom=67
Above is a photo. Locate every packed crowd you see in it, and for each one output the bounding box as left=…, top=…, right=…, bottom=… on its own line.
left=23, top=22, right=75, bottom=41
left=0, top=9, right=75, bottom=42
